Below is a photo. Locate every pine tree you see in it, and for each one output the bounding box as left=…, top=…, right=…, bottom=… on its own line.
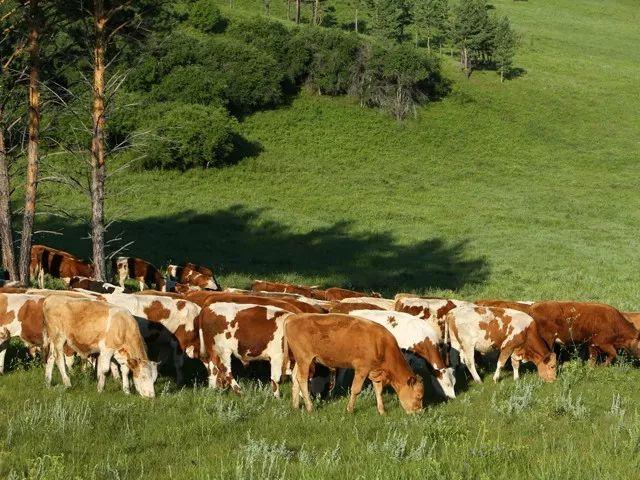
left=451, top=0, right=493, bottom=77
left=412, top=0, right=448, bottom=52
left=493, top=15, right=517, bottom=82
left=367, top=0, right=411, bottom=43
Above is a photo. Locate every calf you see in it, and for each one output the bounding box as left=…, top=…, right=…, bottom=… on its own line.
left=31, top=245, right=94, bottom=288
left=167, top=263, right=220, bottom=291
left=69, top=276, right=124, bottom=294
left=284, top=313, right=424, bottom=414
left=199, top=302, right=291, bottom=396
left=350, top=309, right=455, bottom=398
left=42, top=295, right=157, bottom=397
left=113, top=257, right=165, bottom=292
left=530, top=301, right=640, bottom=364
left=446, top=305, right=557, bottom=383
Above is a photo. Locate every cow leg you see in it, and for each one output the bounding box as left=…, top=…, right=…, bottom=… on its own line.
left=113, top=351, right=130, bottom=394
left=118, top=271, right=126, bottom=288
left=493, top=346, right=515, bottom=383
left=346, top=369, right=368, bottom=414
left=588, top=345, right=600, bottom=366
left=96, top=352, right=114, bottom=392
left=0, top=341, right=8, bottom=374
left=511, top=355, right=521, bottom=380
left=598, top=344, right=617, bottom=366
left=295, top=362, right=314, bottom=413
left=45, top=348, right=56, bottom=387
left=291, top=364, right=301, bottom=410
left=371, top=380, right=385, bottom=415
left=38, top=268, right=45, bottom=289
left=110, top=360, right=121, bottom=382
left=54, top=342, right=72, bottom=388
left=270, top=359, right=283, bottom=398
left=137, top=278, right=145, bottom=292
left=174, top=351, right=185, bottom=386
left=463, top=346, right=482, bottom=383
left=219, top=349, right=241, bottom=394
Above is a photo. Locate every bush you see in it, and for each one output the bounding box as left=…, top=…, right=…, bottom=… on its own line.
left=188, top=0, right=226, bottom=33
left=205, top=38, right=284, bottom=112
left=142, top=103, right=238, bottom=170
left=352, top=43, right=443, bottom=119
left=151, top=65, right=227, bottom=106
left=227, top=18, right=310, bottom=87
left=297, top=28, right=361, bottom=95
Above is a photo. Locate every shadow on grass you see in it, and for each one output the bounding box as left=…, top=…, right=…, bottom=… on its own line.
left=37, top=204, right=490, bottom=294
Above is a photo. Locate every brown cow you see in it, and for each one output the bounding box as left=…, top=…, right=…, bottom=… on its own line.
left=446, top=305, right=557, bottom=383
left=283, top=313, right=424, bottom=414
left=31, top=245, right=94, bottom=288
left=113, top=257, right=165, bottom=292
left=324, top=287, right=381, bottom=301
left=330, top=302, right=385, bottom=314
left=43, top=295, right=158, bottom=396
left=185, top=290, right=303, bottom=314
left=475, top=299, right=533, bottom=313
left=251, top=280, right=328, bottom=300
left=225, top=288, right=329, bottom=313
left=529, top=301, right=640, bottom=364
left=167, top=263, right=220, bottom=291
left=199, top=302, right=291, bottom=396
left=0, top=293, right=46, bottom=373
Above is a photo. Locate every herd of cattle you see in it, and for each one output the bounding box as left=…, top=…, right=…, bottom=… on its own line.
left=2, top=244, right=640, bottom=414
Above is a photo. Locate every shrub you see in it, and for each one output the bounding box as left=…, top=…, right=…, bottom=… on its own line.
left=227, top=18, right=310, bottom=87
left=142, top=103, right=238, bottom=170
left=205, top=38, right=283, bottom=112
left=352, top=43, right=443, bottom=119
left=187, top=0, right=226, bottom=33
left=151, top=65, right=227, bottom=106
left=297, top=28, right=361, bottom=95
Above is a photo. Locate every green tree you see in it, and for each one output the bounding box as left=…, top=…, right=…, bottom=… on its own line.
left=493, top=15, right=517, bottom=82
left=366, top=0, right=411, bottom=43
left=412, top=0, right=449, bottom=52
left=451, top=0, right=493, bottom=77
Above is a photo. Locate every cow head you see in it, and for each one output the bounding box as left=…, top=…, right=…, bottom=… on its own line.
left=433, top=367, right=456, bottom=399
left=397, top=375, right=424, bottom=413
left=129, top=358, right=158, bottom=398
left=535, top=352, right=557, bottom=382
left=204, top=276, right=220, bottom=291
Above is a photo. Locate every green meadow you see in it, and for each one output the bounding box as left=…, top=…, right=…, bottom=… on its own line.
left=2, top=0, right=640, bottom=478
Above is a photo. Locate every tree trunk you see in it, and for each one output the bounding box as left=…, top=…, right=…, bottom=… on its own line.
left=427, top=35, right=430, bottom=53
left=18, top=0, right=40, bottom=284
left=354, top=7, right=358, bottom=32
left=90, top=0, right=107, bottom=281
left=295, top=0, right=300, bottom=24
left=0, top=105, right=17, bottom=281
left=286, top=0, right=290, bottom=20
left=314, top=0, right=320, bottom=25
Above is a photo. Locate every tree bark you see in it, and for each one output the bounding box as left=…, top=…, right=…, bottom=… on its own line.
left=90, top=0, right=107, bottom=281
left=354, top=7, right=358, bottom=32
left=313, top=0, right=319, bottom=25
left=0, top=105, right=17, bottom=280
left=18, top=0, right=40, bottom=284
left=295, top=0, right=301, bottom=24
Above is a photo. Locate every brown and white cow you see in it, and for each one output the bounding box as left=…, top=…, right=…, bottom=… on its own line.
left=69, top=276, right=124, bottom=294
left=185, top=290, right=304, bottom=314
left=283, top=313, right=424, bottom=414
left=475, top=299, right=534, bottom=313
left=330, top=302, right=385, bottom=314
left=227, top=288, right=331, bottom=313
left=251, top=280, right=328, bottom=300
left=446, top=305, right=557, bottom=383
left=324, top=287, right=380, bottom=301
left=167, top=263, right=220, bottom=291
left=0, top=293, right=46, bottom=373
left=42, top=295, right=158, bottom=397
left=92, top=293, right=201, bottom=384
left=529, top=301, right=640, bottom=364
left=340, top=296, right=396, bottom=310
left=113, top=257, right=165, bottom=292
left=31, top=245, right=94, bottom=288
left=349, top=309, right=455, bottom=398
left=198, top=302, right=291, bottom=396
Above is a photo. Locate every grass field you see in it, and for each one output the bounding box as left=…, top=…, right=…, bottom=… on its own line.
left=2, top=0, right=640, bottom=478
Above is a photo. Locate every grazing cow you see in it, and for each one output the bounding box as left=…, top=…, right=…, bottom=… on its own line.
left=340, top=296, right=395, bottom=310
left=95, top=293, right=201, bottom=385
left=226, top=288, right=330, bottom=313
left=42, top=295, right=157, bottom=397
left=324, top=287, right=380, bottom=301
left=113, top=257, right=165, bottom=292
left=622, top=312, right=640, bottom=330
left=349, top=309, right=455, bottom=398
left=30, top=245, right=94, bottom=288
left=199, top=302, right=291, bottom=396
left=69, top=276, right=124, bottom=294
left=184, top=290, right=303, bottom=313
left=394, top=295, right=472, bottom=343
left=330, top=302, right=385, bottom=314
left=251, top=280, right=328, bottom=300
left=167, top=263, right=220, bottom=291
left=446, top=305, right=557, bottom=383
left=284, top=313, right=424, bottom=414
left=0, top=293, right=46, bottom=373
left=529, top=301, right=640, bottom=364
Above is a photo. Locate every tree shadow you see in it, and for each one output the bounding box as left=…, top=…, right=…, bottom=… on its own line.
left=38, top=204, right=489, bottom=294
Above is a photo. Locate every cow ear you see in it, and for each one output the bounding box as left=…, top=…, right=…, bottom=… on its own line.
left=407, top=375, right=417, bottom=387
left=545, top=352, right=557, bottom=365
left=127, top=358, right=139, bottom=371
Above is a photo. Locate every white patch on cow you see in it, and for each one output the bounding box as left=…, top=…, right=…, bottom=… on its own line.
left=350, top=309, right=438, bottom=349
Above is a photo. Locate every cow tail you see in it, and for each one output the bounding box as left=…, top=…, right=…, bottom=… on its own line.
left=281, top=315, right=291, bottom=379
